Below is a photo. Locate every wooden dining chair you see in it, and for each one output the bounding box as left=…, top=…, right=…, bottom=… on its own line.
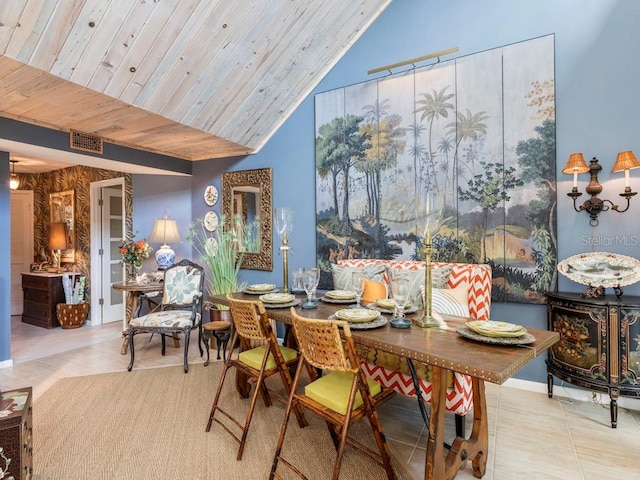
left=270, top=308, right=397, bottom=480
left=206, top=296, right=307, bottom=460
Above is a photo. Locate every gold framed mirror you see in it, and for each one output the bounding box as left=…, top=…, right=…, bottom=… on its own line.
left=222, top=168, right=272, bottom=271
left=49, top=189, right=75, bottom=263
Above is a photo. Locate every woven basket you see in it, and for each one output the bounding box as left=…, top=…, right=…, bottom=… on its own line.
left=56, top=303, right=89, bottom=329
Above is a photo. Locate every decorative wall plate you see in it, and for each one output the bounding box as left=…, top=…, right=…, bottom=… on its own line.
left=557, top=252, right=640, bottom=288
left=204, top=211, right=219, bottom=232
left=204, top=185, right=218, bottom=206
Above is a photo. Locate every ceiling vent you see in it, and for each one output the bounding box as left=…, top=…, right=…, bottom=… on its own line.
left=70, top=130, right=103, bottom=154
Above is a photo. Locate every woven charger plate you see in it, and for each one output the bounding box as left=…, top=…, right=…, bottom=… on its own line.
left=457, top=325, right=535, bottom=345
left=259, top=292, right=295, bottom=304
left=466, top=320, right=527, bottom=338
left=320, top=296, right=356, bottom=304
left=263, top=299, right=301, bottom=309
left=367, top=304, right=418, bottom=315
left=329, top=314, right=387, bottom=330
left=334, top=308, right=380, bottom=323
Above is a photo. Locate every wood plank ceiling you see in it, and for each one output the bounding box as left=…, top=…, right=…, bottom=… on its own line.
left=0, top=0, right=392, bottom=162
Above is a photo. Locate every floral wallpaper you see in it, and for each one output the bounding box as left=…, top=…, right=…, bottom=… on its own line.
left=16, top=165, right=132, bottom=296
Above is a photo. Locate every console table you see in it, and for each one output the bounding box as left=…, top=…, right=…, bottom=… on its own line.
left=21, top=273, right=65, bottom=329
left=545, top=292, right=640, bottom=427
left=0, top=387, right=33, bottom=480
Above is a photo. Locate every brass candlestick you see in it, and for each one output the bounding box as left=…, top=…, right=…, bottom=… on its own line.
left=279, top=233, right=291, bottom=293
left=414, top=228, right=440, bottom=328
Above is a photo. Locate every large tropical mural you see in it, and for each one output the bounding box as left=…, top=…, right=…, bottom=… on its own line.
left=314, top=35, right=556, bottom=304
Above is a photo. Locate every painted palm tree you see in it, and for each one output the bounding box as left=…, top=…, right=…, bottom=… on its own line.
left=415, top=86, right=455, bottom=193
left=446, top=108, right=489, bottom=205
left=406, top=122, right=427, bottom=195
left=437, top=136, right=454, bottom=193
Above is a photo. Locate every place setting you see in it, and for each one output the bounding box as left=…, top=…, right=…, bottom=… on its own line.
left=328, top=307, right=387, bottom=330
left=243, top=283, right=278, bottom=295
left=258, top=292, right=300, bottom=308
left=320, top=289, right=358, bottom=304
left=456, top=320, right=535, bottom=345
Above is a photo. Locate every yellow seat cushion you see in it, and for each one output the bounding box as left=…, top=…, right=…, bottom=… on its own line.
left=238, top=344, right=298, bottom=370
left=305, top=371, right=382, bottom=415
left=361, top=279, right=387, bottom=304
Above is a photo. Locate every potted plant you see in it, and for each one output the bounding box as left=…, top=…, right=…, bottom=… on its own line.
left=187, top=215, right=247, bottom=315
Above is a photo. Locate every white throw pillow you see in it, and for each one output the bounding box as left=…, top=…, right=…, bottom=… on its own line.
left=331, top=264, right=386, bottom=290
left=420, top=284, right=470, bottom=318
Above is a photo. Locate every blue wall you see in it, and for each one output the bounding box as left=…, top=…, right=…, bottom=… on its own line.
left=181, top=0, right=640, bottom=383
left=3, top=0, right=640, bottom=383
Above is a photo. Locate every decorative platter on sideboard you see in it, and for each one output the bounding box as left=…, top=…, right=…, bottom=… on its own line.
left=557, top=252, right=640, bottom=288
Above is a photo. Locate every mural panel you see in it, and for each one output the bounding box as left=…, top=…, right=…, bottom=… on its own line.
left=315, top=35, right=556, bottom=304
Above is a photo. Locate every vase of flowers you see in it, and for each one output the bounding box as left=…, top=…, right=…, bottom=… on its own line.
left=119, top=238, right=153, bottom=283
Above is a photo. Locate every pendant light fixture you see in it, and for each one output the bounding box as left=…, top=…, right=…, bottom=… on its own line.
left=9, top=160, right=20, bottom=190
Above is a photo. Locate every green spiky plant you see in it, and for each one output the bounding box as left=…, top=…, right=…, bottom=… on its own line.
left=187, top=215, right=246, bottom=309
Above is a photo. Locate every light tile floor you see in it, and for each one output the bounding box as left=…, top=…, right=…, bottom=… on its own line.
left=2, top=316, right=640, bottom=479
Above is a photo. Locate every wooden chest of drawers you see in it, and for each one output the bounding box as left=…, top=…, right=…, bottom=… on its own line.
left=21, top=273, right=65, bottom=329
left=0, top=387, right=33, bottom=480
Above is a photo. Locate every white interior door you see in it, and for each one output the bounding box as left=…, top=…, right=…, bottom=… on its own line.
left=10, top=190, right=34, bottom=315
left=90, top=179, right=125, bottom=325
left=102, top=186, right=125, bottom=323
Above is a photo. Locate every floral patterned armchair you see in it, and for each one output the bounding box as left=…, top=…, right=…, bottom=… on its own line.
left=127, top=259, right=205, bottom=373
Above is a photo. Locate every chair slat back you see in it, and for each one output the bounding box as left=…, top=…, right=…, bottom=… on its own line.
left=290, top=308, right=356, bottom=373
left=227, top=296, right=271, bottom=342
left=162, top=262, right=204, bottom=306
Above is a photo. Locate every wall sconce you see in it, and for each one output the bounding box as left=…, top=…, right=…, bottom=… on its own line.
left=9, top=160, right=20, bottom=190
left=148, top=215, right=182, bottom=270
left=562, top=151, right=640, bottom=226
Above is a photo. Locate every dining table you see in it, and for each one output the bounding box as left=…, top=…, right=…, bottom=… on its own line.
left=210, top=291, right=559, bottom=480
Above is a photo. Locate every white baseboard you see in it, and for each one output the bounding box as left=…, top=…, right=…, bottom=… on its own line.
left=503, top=377, right=640, bottom=411
left=0, top=358, right=14, bottom=369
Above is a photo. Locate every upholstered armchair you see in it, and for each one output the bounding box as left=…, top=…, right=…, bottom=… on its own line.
left=127, top=259, right=205, bottom=373
left=336, top=259, right=492, bottom=432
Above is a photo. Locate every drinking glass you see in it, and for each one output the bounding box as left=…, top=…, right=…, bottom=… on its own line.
left=351, top=272, right=366, bottom=308
left=309, top=267, right=321, bottom=301
left=390, top=277, right=411, bottom=328
left=301, top=269, right=318, bottom=309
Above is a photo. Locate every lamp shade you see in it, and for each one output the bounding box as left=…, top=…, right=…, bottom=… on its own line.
left=50, top=222, right=68, bottom=250
left=148, top=218, right=182, bottom=245
left=148, top=217, right=181, bottom=269
left=612, top=150, right=640, bottom=172
left=562, top=153, right=590, bottom=174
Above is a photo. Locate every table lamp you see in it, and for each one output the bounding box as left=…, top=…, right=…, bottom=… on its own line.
left=148, top=215, right=182, bottom=269
left=50, top=222, right=68, bottom=272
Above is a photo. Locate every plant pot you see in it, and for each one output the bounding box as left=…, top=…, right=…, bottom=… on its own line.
left=56, top=302, right=90, bottom=329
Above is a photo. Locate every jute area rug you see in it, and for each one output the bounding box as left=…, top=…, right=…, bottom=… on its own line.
left=33, top=362, right=413, bottom=479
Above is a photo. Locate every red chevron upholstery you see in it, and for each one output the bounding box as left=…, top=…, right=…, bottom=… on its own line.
left=337, top=259, right=492, bottom=415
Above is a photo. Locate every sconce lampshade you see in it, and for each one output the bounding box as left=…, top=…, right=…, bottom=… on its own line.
left=49, top=222, right=68, bottom=250
left=611, top=150, right=640, bottom=172
left=561, top=153, right=590, bottom=174
left=148, top=217, right=182, bottom=269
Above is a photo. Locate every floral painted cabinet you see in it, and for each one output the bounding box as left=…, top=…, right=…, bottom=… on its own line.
left=545, top=292, right=640, bottom=428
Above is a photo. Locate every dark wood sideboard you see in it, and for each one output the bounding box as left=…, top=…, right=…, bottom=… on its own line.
left=21, top=273, right=65, bottom=329
left=545, top=292, right=640, bottom=428
left=0, top=387, right=33, bottom=480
